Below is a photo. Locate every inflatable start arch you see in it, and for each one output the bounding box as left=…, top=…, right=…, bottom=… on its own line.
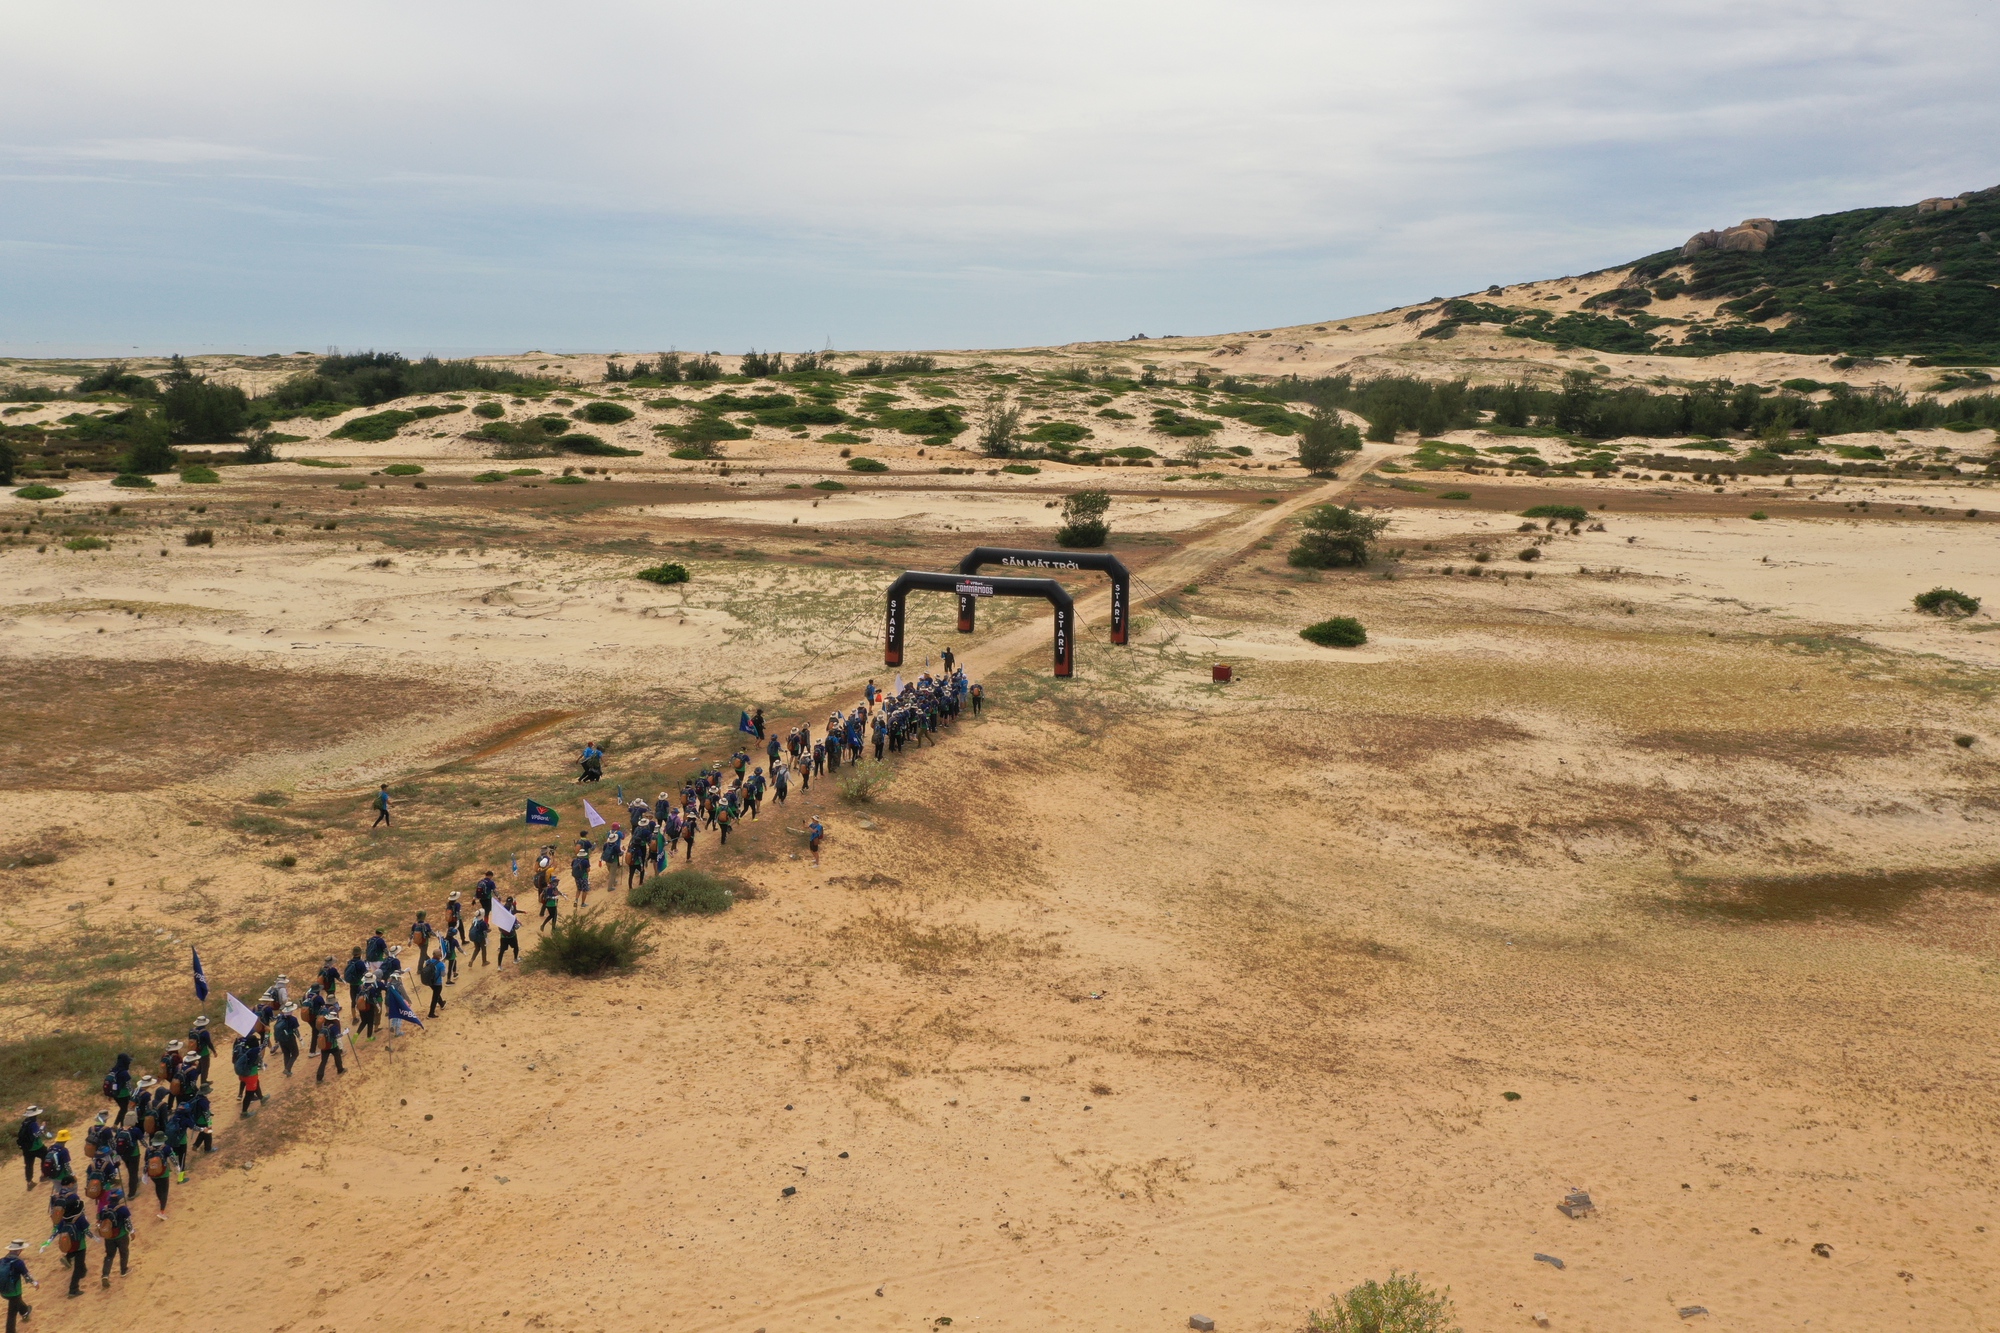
left=955, top=548, right=1130, bottom=644
left=885, top=570, right=1076, bottom=677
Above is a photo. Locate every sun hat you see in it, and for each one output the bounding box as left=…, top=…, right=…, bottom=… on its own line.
left=134, top=1078, right=156, bottom=1091
left=54, top=1130, right=70, bottom=1143
left=282, top=1003, right=298, bottom=1015
left=166, top=1040, right=183, bottom=1051
left=5, top=1241, right=22, bottom=1253
left=24, top=1106, right=42, bottom=1117
left=193, top=1017, right=208, bottom=1028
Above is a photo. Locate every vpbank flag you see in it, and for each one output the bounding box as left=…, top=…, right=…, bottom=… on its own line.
left=525, top=800, right=559, bottom=827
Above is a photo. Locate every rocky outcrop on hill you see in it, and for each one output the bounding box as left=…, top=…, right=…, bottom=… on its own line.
left=1682, top=218, right=1777, bottom=257
left=1917, top=195, right=1970, bottom=213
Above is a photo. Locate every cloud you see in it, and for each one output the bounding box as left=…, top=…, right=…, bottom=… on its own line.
left=0, top=0, right=1995, bottom=348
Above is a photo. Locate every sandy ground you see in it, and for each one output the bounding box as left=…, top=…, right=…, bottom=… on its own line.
left=5, top=389, right=2000, bottom=1331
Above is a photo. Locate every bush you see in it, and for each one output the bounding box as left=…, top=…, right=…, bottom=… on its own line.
left=525, top=910, right=652, bottom=977
left=472, top=401, right=505, bottom=419
left=184, top=529, right=214, bottom=546
left=1056, top=487, right=1112, bottom=548
left=636, top=562, right=690, bottom=586
left=1002, top=463, right=1041, bottom=475
left=330, top=409, right=417, bottom=442
left=159, top=360, right=250, bottom=443
left=1914, top=587, right=1981, bottom=617
left=179, top=465, right=221, bottom=485
left=556, top=433, right=641, bottom=457
left=117, top=413, right=179, bottom=475
left=976, top=398, right=1022, bottom=457
left=1297, top=404, right=1361, bottom=472
left=382, top=463, right=425, bottom=476
left=1517, top=547, right=1541, bottom=561
left=847, top=456, right=888, bottom=473
left=14, top=485, right=64, bottom=501
left=472, top=470, right=507, bottom=482
left=822, top=431, right=867, bottom=445
left=577, top=401, right=635, bottom=425
left=629, top=869, right=739, bottom=916
left=65, top=536, right=108, bottom=551
left=337, top=480, right=366, bottom=491
left=1748, top=510, right=1769, bottom=520
left=1300, top=616, right=1367, bottom=647
left=840, top=762, right=890, bottom=804
left=295, top=458, right=351, bottom=468
left=1288, top=503, right=1390, bottom=568
left=110, top=474, right=156, bottom=488
left=1024, top=420, right=1091, bottom=445
left=1519, top=504, right=1588, bottom=521
left=1305, top=1272, right=1460, bottom=1333
left=813, top=479, right=846, bottom=491
left=550, top=474, right=586, bottom=485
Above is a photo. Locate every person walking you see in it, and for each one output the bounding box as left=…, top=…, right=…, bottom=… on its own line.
left=409, top=911, right=435, bottom=962
left=231, top=1034, right=263, bottom=1116
left=142, top=1134, right=172, bottom=1220
left=371, top=784, right=391, bottom=828
left=496, top=898, right=521, bottom=968
left=102, top=1055, right=133, bottom=1127
left=56, top=1201, right=88, bottom=1298
left=600, top=825, right=623, bottom=893
left=15, top=1109, right=45, bottom=1192
left=540, top=877, right=563, bottom=931
left=468, top=911, right=490, bottom=968
left=808, top=817, right=825, bottom=867
left=274, top=1004, right=301, bottom=1077
left=94, top=1185, right=131, bottom=1288
left=421, top=953, right=447, bottom=1018
left=112, top=1121, right=140, bottom=1199
left=315, top=1008, right=346, bottom=1083
left=2, top=1238, right=37, bottom=1329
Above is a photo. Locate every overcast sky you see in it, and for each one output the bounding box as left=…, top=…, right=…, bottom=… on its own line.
left=2, top=0, right=1994, bottom=356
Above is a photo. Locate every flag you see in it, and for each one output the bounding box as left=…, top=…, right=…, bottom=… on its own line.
left=738, top=709, right=755, bottom=734
left=223, top=993, right=258, bottom=1038
left=490, top=899, right=519, bottom=933
left=525, top=799, right=558, bottom=827
left=191, top=947, right=208, bottom=1002
left=510, top=855, right=519, bottom=875
left=894, top=673, right=903, bottom=694
left=583, top=800, right=607, bottom=828
left=384, top=985, right=425, bottom=1030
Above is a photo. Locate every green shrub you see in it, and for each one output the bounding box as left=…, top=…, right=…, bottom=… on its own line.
left=1914, top=587, right=1981, bottom=616
left=1518, top=546, right=1541, bottom=561
left=1055, top=488, right=1111, bottom=548
left=1289, top=504, right=1389, bottom=568
left=846, top=456, right=889, bottom=472
left=295, top=458, right=351, bottom=468
left=1519, top=504, right=1588, bottom=521
left=337, top=479, right=366, bottom=491
left=636, top=562, right=690, bottom=585
left=382, top=463, right=425, bottom=476
left=839, top=762, right=890, bottom=804
left=1437, top=490, right=1470, bottom=499
left=179, top=465, right=221, bottom=485
left=110, top=474, right=156, bottom=488
left=472, top=401, right=505, bottom=419
left=525, top=909, right=652, bottom=976
left=577, top=401, right=635, bottom=425
left=629, top=869, right=738, bottom=916
left=556, top=433, right=641, bottom=457
left=64, top=536, right=108, bottom=551
left=1298, top=404, right=1361, bottom=472
left=183, top=529, right=214, bottom=546
left=550, top=474, right=587, bottom=485
left=1025, top=421, right=1092, bottom=444
left=1001, top=463, right=1041, bottom=474
left=14, top=485, right=64, bottom=500
left=472, top=470, right=508, bottom=483
left=669, top=446, right=711, bottom=460
left=813, top=479, right=846, bottom=491
left=822, top=431, right=868, bottom=445
left=330, top=410, right=417, bottom=442
left=508, top=467, right=542, bottom=476
left=1300, top=616, right=1367, bottom=647
left=1305, top=1272, right=1459, bottom=1333
left=1748, top=510, right=1769, bottom=520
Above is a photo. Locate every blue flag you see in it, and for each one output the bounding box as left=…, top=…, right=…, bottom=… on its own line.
left=192, top=947, right=208, bottom=1002
left=738, top=710, right=755, bottom=735
left=510, top=855, right=519, bottom=875
left=525, top=799, right=558, bottom=827
left=385, top=984, right=425, bottom=1030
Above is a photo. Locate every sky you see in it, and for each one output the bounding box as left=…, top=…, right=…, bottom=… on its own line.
left=2, top=0, right=1995, bottom=357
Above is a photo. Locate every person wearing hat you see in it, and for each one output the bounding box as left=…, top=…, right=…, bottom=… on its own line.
left=189, top=1016, right=216, bottom=1089
left=343, top=946, right=367, bottom=1015
left=444, top=891, right=465, bottom=944
left=273, top=1002, right=302, bottom=1077
left=110, top=1117, right=141, bottom=1199
left=315, top=1006, right=346, bottom=1083
left=102, top=1054, right=134, bottom=1126
left=254, top=991, right=278, bottom=1053
left=40, top=1129, right=70, bottom=1185
left=14, top=1109, right=45, bottom=1191
left=2, top=1238, right=38, bottom=1327
left=52, top=1184, right=88, bottom=1298
left=271, top=974, right=291, bottom=1007
left=142, top=1132, right=172, bottom=1219
left=94, top=1183, right=131, bottom=1287
left=437, top=921, right=461, bottom=987
left=231, top=1030, right=265, bottom=1116
left=129, top=1078, right=159, bottom=1141
left=157, top=1040, right=183, bottom=1097
left=467, top=909, right=490, bottom=969
left=365, top=929, right=388, bottom=964
left=496, top=896, right=521, bottom=969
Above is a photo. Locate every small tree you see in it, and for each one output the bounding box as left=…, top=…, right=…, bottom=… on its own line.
left=1056, top=488, right=1111, bottom=548
left=977, top=395, right=1021, bottom=458
left=118, top=411, right=180, bottom=475
left=159, top=361, right=250, bottom=444
left=239, top=433, right=277, bottom=465
left=1297, top=405, right=1361, bottom=473
left=1288, top=503, right=1388, bottom=568
left=0, top=437, right=14, bottom=485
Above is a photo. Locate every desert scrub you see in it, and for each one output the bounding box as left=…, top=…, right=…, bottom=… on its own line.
left=64, top=536, right=109, bottom=551
left=111, top=474, right=155, bottom=488
left=182, top=529, right=214, bottom=546
left=1305, top=1272, right=1459, bottom=1333
left=330, top=409, right=417, bottom=442
left=471, top=401, right=505, bottom=419
left=179, top=465, right=221, bottom=484
left=555, top=432, right=641, bottom=457
left=629, top=869, right=739, bottom=916
left=14, top=485, right=64, bottom=500
left=635, top=562, right=690, bottom=586
left=1001, top=463, right=1041, bottom=474
left=1300, top=616, right=1367, bottom=647
left=526, top=910, right=652, bottom=976
left=1915, top=587, right=1981, bottom=616
left=549, top=474, right=586, bottom=485
left=839, top=761, right=891, bottom=804
left=846, top=456, right=888, bottom=473
left=1519, top=503, right=1588, bottom=521
left=813, top=479, right=846, bottom=491
left=576, top=401, right=635, bottom=425
left=1055, top=487, right=1111, bottom=548
left=382, top=463, right=425, bottom=476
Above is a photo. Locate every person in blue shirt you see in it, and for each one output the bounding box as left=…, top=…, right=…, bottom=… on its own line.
left=808, top=817, right=825, bottom=867
left=16, top=1108, right=46, bottom=1190
left=142, top=1133, right=172, bottom=1219
left=371, top=784, right=391, bottom=828
left=273, top=1004, right=301, bottom=1077
left=94, top=1185, right=132, bottom=1287
left=2, top=1237, right=38, bottom=1327
left=468, top=911, right=490, bottom=968
left=365, top=930, right=387, bottom=964
left=102, top=1055, right=133, bottom=1126
left=343, top=947, right=368, bottom=1013
left=55, top=1205, right=88, bottom=1298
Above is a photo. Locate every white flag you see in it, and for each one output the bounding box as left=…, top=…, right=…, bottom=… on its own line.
left=223, top=993, right=259, bottom=1037
left=489, top=899, right=519, bottom=933
left=894, top=674, right=903, bottom=694
left=583, top=800, right=607, bottom=828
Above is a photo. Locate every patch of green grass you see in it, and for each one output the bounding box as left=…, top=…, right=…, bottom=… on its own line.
left=576, top=401, right=635, bottom=424
left=1001, top=463, right=1041, bottom=474
left=629, top=868, right=739, bottom=916
left=822, top=431, right=868, bottom=445
left=64, top=536, right=108, bottom=551
left=382, top=463, right=425, bottom=476
left=179, top=465, right=221, bottom=484
left=813, top=479, right=847, bottom=491
left=846, top=456, right=889, bottom=473
left=549, top=474, right=587, bottom=485
left=1305, top=1272, right=1460, bottom=1333
left=472, top=470, right=508, bottom=483
left=13, top=485, right=65, bottom=500
left=110, top=474, right=155, bottom=488
left=1437, top=490, right=1471, bottom=500
left=1915, top=586, right=1981, bottom=617
left=337, top=479, right=366, bottom=490
left=1520, top=504, right=1589, bottom=521
left=294, top=458, right=351, bottom=468
left=526, top=909, right=652, bottom=976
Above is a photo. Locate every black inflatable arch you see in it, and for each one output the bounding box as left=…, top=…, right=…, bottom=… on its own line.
left=885, top=570, right=1076, bottom=678
left=955, top=548, right=1130, bottom=645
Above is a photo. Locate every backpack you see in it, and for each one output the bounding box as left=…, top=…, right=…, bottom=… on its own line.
left=232, top=1041, right=259, bottom=1078
left=102, top=1071, right=120, bottom=1099
left=146, top=1151, right=166, bottom=1179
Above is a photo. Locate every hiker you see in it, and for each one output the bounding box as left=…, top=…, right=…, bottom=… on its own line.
left=601, top=824, right=623, bottom=891
left=539, top=879, right=562, bottom=932
left=356, top=975, right=381, bottom=1041
left=445, top=891, right=466, bottom=944
left=569, top=840, right=592, bottom=906
left=231, top=1034, right=263, bottom=1115
left=372, top=784, right=391, bottom=828
left=808, top=817, right=825, bottom=867
left=474, top=871, right=497, bottom=918
left=3, top=1238, right=38, bottom=1327
left=55, top=1191, right=88, bottom=1297
left=421, top=952, right=447, bottom=1018
left=143, top=1133, right=172, bottom=1218
left=365, top=928, right=388, bottom=964
left=343, top=947, right=367, bottom=1012
left=496, top=898, right=521, bottom=968
left=681, top=811, right=697, bottom=862
left=274, top=1004, right=301, bottom=1077
left=101, top=1056, right=133, bottom=1127
left=773, top=759, right=789, bottom=806
left=94, top=1184, right=131, bottom=1288
left=970, top=681, right=982, bottom=715
left=112, top=1120, right=140, bottom=1198
left=578, top=741, right=603, bottom=783
left=409, top=911, right=435, bottom=961
left=439, top=925, right=460, bottom=984
left=39, top=1129, right=68, bottom=1185
left=316, top=1007, right=346, bottom=1082
left=468, top=910, right=490, bottom=967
